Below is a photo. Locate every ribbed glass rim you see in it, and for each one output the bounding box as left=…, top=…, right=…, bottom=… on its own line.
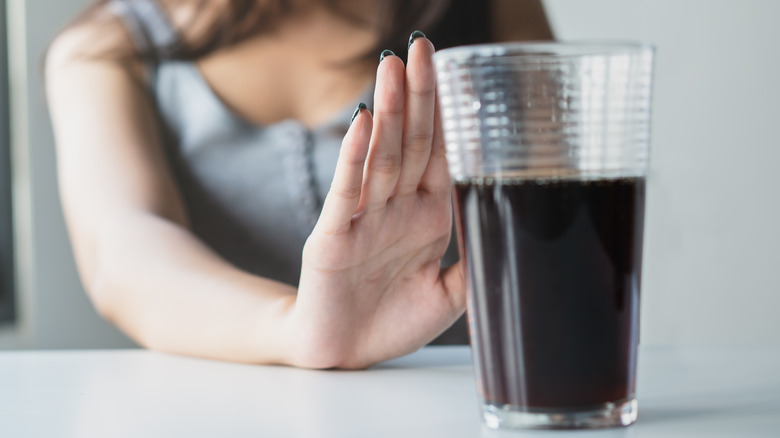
left=434, top=41, right=655, bottom=64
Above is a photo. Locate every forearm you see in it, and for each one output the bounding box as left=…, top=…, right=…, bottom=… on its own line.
left=47, top=30, right=298, bottom=365
left=87, top=211, right=297, bottom=364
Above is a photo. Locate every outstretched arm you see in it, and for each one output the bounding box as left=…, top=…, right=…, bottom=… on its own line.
left=47, top=20, right=297, bottom=364
left=48, top=20, right=464, bottom=368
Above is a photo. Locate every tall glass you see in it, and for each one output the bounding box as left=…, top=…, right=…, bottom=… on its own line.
left=434, top=43, right=654, bottom=429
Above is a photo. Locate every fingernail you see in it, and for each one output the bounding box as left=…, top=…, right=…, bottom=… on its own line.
left=408, top=30, right=426, bottom=50
left=379, top=49, right=395, bottom=62
left=351, top=102, right=367, bottom=124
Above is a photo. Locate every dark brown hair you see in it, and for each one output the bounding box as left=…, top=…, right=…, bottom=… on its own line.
left=68, top=0, right=493, bottom=63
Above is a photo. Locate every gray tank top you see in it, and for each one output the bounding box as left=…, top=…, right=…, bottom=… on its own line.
left=111, top=0, right=468, bottom=344
left=111, top=0, right=372, bottom=285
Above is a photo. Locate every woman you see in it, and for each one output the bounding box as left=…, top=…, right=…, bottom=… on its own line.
left=46, top=0, right=553, bottom=368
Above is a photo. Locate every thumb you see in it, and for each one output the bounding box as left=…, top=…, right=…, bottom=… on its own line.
left=442, top=260, right=467, bottom=313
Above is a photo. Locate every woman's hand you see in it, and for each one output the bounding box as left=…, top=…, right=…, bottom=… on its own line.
left=289, top=36, right=466, bottom=369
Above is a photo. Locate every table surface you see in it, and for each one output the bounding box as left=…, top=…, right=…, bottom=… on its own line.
left=1, top=346, right=779, bottom=438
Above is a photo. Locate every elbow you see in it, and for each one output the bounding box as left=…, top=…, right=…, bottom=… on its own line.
left=83, top=263, right=121, bottom=325
left=82, top=253, right=139, bottom=341
left=84, top=267, right=156, bottom=351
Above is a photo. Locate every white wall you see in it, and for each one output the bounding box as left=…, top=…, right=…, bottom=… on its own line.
left=3, top=0, right=779, bottom=349
left=544, top=0, right=780, bottom=345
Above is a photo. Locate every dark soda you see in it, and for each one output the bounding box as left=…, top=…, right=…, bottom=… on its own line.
left=453, top=176, right=645, bottom=409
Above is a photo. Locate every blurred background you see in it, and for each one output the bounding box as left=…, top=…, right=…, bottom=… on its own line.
left=0, top=0, right=778, bottom=350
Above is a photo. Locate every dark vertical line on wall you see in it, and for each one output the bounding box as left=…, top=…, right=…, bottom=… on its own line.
left=0, top=0, right=16, bottom=325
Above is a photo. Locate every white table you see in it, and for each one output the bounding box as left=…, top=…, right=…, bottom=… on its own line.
left=1, top=346, right=779, bottom=437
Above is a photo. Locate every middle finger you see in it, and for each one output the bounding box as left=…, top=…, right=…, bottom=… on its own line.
left=396, top=33, right=436, bottom=196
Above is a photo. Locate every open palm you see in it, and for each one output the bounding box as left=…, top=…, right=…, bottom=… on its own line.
left=289, top=36, right=466, bottom=369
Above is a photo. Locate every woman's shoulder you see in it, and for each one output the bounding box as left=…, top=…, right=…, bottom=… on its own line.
left=46, top=6, right=144, bottom=89
left=47, top=0, right=221, bottom=68
left=46, top=8, right=159, bottom=133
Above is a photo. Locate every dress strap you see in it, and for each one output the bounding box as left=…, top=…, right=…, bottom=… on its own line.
left=108, top=0, right=179, bottom=58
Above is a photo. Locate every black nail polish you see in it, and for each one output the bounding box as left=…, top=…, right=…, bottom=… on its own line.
left=379, top=49, right=395, bottom=62
left=408, top=30, right=426, bottom=50
left=351, top=102, right=367, bottom=124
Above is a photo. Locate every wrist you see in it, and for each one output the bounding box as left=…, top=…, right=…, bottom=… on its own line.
left=281, top=291, right=356, bottom=370
left=252, top=293, right=298, bottom=366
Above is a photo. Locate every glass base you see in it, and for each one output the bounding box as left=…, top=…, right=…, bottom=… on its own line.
left=482, top=397, right=637, bottom=430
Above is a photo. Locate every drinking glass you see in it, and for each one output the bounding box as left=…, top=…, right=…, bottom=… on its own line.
left=434, top=42, right=654, bottom=429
